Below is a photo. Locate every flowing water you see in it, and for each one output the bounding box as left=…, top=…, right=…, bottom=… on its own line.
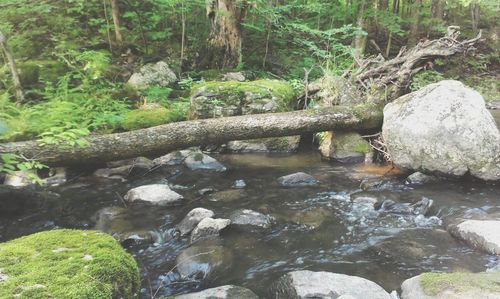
left=1, top=150, right=499, bottom=298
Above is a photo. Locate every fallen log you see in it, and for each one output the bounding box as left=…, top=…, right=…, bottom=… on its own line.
left=0, top=104, right=383, bottom=166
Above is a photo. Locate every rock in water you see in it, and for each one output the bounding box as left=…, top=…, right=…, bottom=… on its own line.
left=319, top=131, right=371, bottom=163
left=175, top=242, right=233, bottom=281
left=229, top=209, right=274, bottom=231
left=449, top=220, right=500, bottom=255
left=184, top=152, right=227, bottom=172
left=127, top=61, right=177, bottom=89
left=382, top=80, right=500, bottom=181
left=190, top=218, right=231, bottom=244
left=176, top=208, right=215, bottom=236
left=401, top=272, right=500, bottom=299
left=269, top=270, right=392, bottom=299
left=277, top=172, right=318, bottom=187
left=124, top=184, right=183, bottom=206
left=172, top=285, right=259, bottom=299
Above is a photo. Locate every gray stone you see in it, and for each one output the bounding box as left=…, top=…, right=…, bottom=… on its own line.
left=4, top=170, right=34, bottom=187
left=405, top=172, right=438, bottom=185
left=176, top=242, right=233, bottom=280
left=190, top=218, right=231, bottom=244
left=177, top=208, right=215, bottom=236
left=172, top=285, right=258, bottom=299
left=222, top=72, right=246, bottom=82
left=270, top=270, right=392, bottom=299
left=184, top=152, right=226, bottom=172
left=226, top=136, right=301, bottom=153
left=124, top=184, right=183, bottom=206
left=93, top=166, right=130, bottom=180
left=232, top=180, right=246, bottom=189
left=153, top=150, right=192, bottom=166
left=401, top=273, right=500, bottom=299
left=229, top=209, right=274, bottom=231
left=44, top=167, right=67, bottom=186
left=449, top=220, right=500, bottom=255
left=209, top=189, right=247, bottom=202
left=127, top=61, right=177, bottom=89
left=319, top=131, right=370, bottom=163
left=278, top=172, right=318, bottom=187
left=382, top=80, right=500, bottom=181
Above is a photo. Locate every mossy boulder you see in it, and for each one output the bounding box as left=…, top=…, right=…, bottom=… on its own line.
left=401, top=272, right=500, bottom=299
left=319, top=131, right=371, bottom=163
left=189, top=79, right=295, bottom=119
left=0, top=229, right=140, bottom=299
left=122, top=106, right=171, bottom=130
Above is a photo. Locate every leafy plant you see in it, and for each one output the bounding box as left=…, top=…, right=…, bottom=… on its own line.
left=410, top=70, right=445, bottom=91
left=37, top=125, right=89, bottom=148
left=0, top=153, right=47, bottom=185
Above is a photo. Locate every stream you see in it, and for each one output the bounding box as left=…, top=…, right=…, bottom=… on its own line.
left=1, top=150, right=499, bottom=298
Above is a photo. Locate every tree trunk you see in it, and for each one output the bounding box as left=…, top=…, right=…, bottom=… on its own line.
left=110, top=0, right=124, bottom=48
left=407, top=0, right=422, bottom=46
left=0, top=30, right=24, bottom=104
left=470, top=3, right=480, bottom=32
left=0, top=105, right=383, bottom=166
left=353, top=0, right=367, bottom=58
left=203, top=0, right=249, bottom=69
left=385, top=0, right=400, bottom=57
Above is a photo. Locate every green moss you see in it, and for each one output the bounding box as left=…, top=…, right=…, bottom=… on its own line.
left=0, top=229, right=140, bottom=299
left=420, top=272, right=500, bottom=296
left=355, top=141, right=371, bottom=154
left=122, top=107, right=170, bottom=130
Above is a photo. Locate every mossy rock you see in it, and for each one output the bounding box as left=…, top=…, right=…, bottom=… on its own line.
left=319, top=131, right=370, bottom=163
left=0, top=229, right=140, bottom=299
left=190, top=79, right=295, bottom=119
left=122, top=106, right=171, bottom=130
left=420, top=272, right=500, bottom=296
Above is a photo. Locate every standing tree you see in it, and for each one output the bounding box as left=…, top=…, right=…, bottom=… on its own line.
left=202, top=0, right=251, bottom=69
left=0, top=30, right=24, bottom=104
left=110, top=0, right=124, bottom=48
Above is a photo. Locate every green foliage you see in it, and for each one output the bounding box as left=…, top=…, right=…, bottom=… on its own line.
left=122, top=107, right=171, bottom=130
left=0, top=153, right=47, bottom=185
left=410, top=70, right=445, bottom=91
left=37, top=125, right=89, bottom=148
left=0, top=229, right=140, bottom=298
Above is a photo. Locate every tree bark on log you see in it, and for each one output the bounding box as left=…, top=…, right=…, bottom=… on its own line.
left=0, top=105, right=383, bottom=166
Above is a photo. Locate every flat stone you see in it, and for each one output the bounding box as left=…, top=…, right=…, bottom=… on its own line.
left=184, top=152, right=226, bottom=172
left=229, top=209, right=274, bottom=231
left=405, top=172, right=438, bottom=185
left=124, top=184, right=183, bottom=206
left=270, top=270, right=392, bottom=299
left=449, top=220, right=500, bottom=255
left=172, top=285, right=258, bottom=299
left=278, top=172, right=318, bottom=187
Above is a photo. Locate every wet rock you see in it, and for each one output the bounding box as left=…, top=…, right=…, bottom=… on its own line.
left=107, top=157, right=154, bottom=169
left=209, top=189, right=247, bottom=202
left=377, top=197, right=433, bottom=216
left=382, top=80, right=500, bottom=181
left=222, top=71, right=246, bottom=82
left=124, top=184, right=183, bottom=206
left=153, top=150, right=192, bottom=166
left=94, top=157, right=154, bottom=179
left=405, top=172, right=438, bottom=185
left=229, top=209, right=274, bottom=231
left=172, top=285, right=258, bottom=299
left=360, top=178, right=405, bottom=191
left=127, top=61, right=177, bottom=89
left=269, top=270, right=392, bottom=299
left=449, top=220, right=500, bottom=255
left=198, top=188, right=216, bottom=196
left=319, top=131, right=370, bottom=163
left=184, top=152, right=226, bottom=172
left=401, top=272, right=500, bottom=299
left=0, top=185, right=58, bottom=217
left=288, top=207, right=332, bottom=228
left=177, top=208, right=215, bottom=236
left=175, top=242, right=233, bottom=280
left=44, top=167, right=67, bottom=186
left=278, top=172, right=318, bottom=187
left=93, top=166, right=130, bottom=180
left=232, top=180, right=246, bottom=189
left=190, top=218, right=231, bottom=244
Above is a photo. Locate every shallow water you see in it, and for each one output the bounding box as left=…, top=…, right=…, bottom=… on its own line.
left=1, top=151, right=499, bottom=297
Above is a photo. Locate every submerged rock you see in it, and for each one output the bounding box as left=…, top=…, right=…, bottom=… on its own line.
left=176, top=242, right=233, bottom=281
left=319, top=131, right=371, bottom=163
left=0, top=230, right=140, bottom=298
left=278, top=172, right=318, bottom=187
left=184, top=152, right=227, bottom=172
left=449, top=220, right=500, bottom=255
left=269, top=270, right=392, bottom=299
left=226, top=136, right=301, bottom=153
left=382, top=80, right=500, bottom=181
left=190, top=218, right=231, bottom=244
left=177, top=208, right=215, bottom=236
left=405, top=172, right=438, bottom=185
left=171, top=285, right=258, bottom=299
left=401, top=272, right=500, bottom=299
left=209, top=189, right=247, bottom=202
left=229, top=209, right=274, bottom=231
left=124, top=184, right=183, bottom=206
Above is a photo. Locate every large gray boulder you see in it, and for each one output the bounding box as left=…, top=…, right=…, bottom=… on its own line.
left=124, top=184, right=183, bottom=206
left=127, top=61, right=177, bottom=89
left=171, top=285, right=258, bottom=299
left=401, top=272, right=500, bottom=299
left=449, top=220, right=500, bottom=255
left=382, top=80, right=500, bottom=181
left=270, top=270, right=392, bottom=299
